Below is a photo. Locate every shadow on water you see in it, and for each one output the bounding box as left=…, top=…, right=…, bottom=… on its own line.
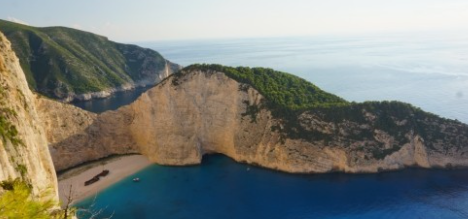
left=75, top=154, right=468, bottom=219
left=71, top=86, right=152, bottom=113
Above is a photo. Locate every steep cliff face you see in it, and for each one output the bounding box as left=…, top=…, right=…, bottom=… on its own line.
left=0, top=32, right=57, bottom=197
left=36, top=97, right=140, bottom=171
left=45, top=68, right=468, bottom=173
left=0, top=19, right=181, bottom=102
left=124, top=70, right=468, bottom=173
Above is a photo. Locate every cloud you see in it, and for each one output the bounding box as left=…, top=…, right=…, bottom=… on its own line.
left=72, top=24, right=83, bottom=30
left=7, top=16, right=29, bottom=25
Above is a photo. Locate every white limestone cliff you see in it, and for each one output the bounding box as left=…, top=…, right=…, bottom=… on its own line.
left=0, top=32, right=58, bottom=199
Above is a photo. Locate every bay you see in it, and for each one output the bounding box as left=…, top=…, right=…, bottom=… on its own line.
left=76, top=155, right=468, bottom=219
left=72, top=86, right=152, bottom=113
left=74, top=34, right=468, bottom=219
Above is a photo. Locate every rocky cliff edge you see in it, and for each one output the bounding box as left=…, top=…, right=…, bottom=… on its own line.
left=0, top=32, right=58, bottom=198
left=41, top=67, right=468, bottom=173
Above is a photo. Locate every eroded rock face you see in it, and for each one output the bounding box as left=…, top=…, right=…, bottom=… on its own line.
left=44, top=69, right=468, bottom=173
left=36, top=98, right=140, bottom=171
left=0, top=32, right=57, bottom=198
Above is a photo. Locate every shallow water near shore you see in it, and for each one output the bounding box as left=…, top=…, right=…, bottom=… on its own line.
left=75, top=155, right=468, bottom=219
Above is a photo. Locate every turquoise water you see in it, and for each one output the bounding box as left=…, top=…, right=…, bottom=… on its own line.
left=76, top=155, right=468, bottom=219
left=74, top=34, right=468, bottom=218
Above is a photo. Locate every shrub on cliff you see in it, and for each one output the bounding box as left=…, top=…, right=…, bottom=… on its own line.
left=0, top=179, right=72, bottom=219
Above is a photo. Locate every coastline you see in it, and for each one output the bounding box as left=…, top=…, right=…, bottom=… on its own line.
left=57, top=155, right=152, bottom=205
left=60, top=82, right=154, bottom=103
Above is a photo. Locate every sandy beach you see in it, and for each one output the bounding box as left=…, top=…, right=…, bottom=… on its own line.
left=58, top=155, right=152, bottom=205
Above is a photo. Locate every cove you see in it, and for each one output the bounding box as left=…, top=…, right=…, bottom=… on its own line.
left=72, top=86, right=152, bottom=113
left=75, top=155, right=468, bottom=219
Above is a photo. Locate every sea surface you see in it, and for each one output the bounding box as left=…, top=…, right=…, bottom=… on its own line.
left=72, top=87, right=151, bottom=113
left=75, top=33, right=468, bottom=124
left=76, top=155, right=468, bottom=219
left=145, top=33, right=468, bottom=124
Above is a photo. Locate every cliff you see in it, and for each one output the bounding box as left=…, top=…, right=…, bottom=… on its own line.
left=36, top=97, right=140, bottom=171
left=43, top=65, right=468, bottom=173
left=0, top=19, right=181, bottom=102
left=0, top=32, right=58, bottom=198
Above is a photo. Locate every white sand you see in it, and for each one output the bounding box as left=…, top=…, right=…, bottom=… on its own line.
left=57, top=155, right=152, bottom=205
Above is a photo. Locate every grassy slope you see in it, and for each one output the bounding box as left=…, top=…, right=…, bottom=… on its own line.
left=182, top=64, right=348, bottom=110
left=0, top=19, right=168, bottom=98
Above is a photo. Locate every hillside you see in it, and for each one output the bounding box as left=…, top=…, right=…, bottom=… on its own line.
left=41, top=64, right=468, bottom=173
left=0, top=19, right=181, bottom=101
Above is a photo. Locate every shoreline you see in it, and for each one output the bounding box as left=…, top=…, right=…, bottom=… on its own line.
left=57, top=155, right=152, bottom=205
left=65, top=83, right=154, bottom=103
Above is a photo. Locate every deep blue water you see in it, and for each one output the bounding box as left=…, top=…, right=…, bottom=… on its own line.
left=72, top=86, right=151, bottom=113
left=76, top=155, right=468, bottom=219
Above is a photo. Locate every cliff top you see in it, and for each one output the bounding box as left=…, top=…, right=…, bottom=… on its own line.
left=179, top=64, right=348, bottom=110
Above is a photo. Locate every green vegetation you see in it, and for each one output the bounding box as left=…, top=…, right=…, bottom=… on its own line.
left=371, top=146, right=401, bottom=160
left=241, top=100, right=261, bottom=123
left=180, top=64, right=462, bottom=160
left=183, top=64, right=348, bottom=110
left=0, top=19, right=172, bottom=99
left=279, top=100, right=448, bottom=159
left=15, top=164, right=28, bottom=179
left=0, top=179, right=74, bottom=219
left=0, top=84, right=22, bottom=148
left=0, top=107, right=23, bottom=147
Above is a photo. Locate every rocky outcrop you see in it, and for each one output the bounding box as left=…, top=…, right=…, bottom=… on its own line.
left=0, top=32, right=57, bottom=198
left=44, top=69, right=468, bottom=173
left=36, top=97, right=140, bottom=171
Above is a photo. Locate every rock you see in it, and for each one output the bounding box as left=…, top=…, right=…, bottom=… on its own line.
left=0, top=32, right=57, bottom=199
left=43, top=69, right=468, bottom=174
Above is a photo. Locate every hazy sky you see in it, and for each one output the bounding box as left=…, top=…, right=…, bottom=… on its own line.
left=1, top=0, right=468, bottom=42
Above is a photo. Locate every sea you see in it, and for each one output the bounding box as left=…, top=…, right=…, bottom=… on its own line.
left=76, top=155, right=468, bottom=219
left=72, top=86, right=151, bottom=113
left=74, top=33, right=468, bottom=219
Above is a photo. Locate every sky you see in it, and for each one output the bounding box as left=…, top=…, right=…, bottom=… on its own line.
left=1, top=0, right=468, bottom=42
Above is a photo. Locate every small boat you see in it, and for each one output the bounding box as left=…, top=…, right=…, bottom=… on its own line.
left=97, top=170, right=109, bottom=177
left=133, top=177, right=140, bottom=182
left=84, top=169, right=110, bottom=186
left=84, top=176, right=100, bottom=186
